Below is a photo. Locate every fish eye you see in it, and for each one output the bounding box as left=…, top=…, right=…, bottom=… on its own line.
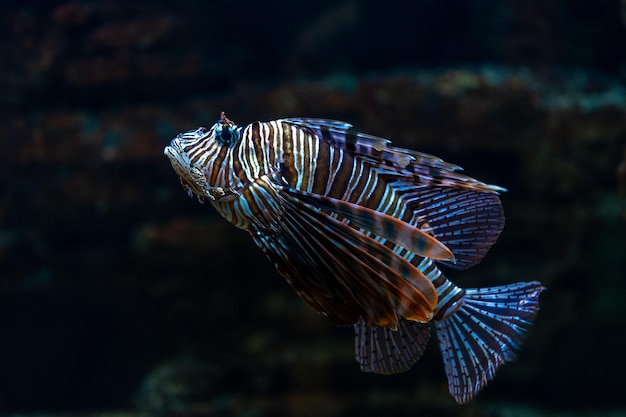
left=214, top=123, right=238, bottom=145
left=214, top=113, right=239, bottom=145
left=220, top=127, right=232, bottom=142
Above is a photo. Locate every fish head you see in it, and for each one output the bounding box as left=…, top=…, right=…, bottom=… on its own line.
left=164, top=113, right=241, bottom=201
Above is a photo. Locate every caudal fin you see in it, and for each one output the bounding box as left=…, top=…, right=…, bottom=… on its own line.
left=435, top=281, right=544, bottom=404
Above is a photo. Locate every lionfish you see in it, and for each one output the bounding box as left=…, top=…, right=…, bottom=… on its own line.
left=164, top=112, right=544, bottom=403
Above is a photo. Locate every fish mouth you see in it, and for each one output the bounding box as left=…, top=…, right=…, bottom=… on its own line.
left=164, top=138, right=183, bottom=164
left=163, top=143, right=188, bottom=181
left=163, top=141, right=175, bottom=164
left=163, top=144, right=176, bottom=159
left=164, top=142, right=201, bottom=197
left=164, top=142, right=241, bottom=202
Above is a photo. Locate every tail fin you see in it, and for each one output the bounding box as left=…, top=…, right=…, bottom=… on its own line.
left=435, top=281, right=544, bottom=404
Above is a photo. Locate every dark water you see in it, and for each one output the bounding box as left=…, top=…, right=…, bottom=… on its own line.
left=1, top=1, right=625, bottom=416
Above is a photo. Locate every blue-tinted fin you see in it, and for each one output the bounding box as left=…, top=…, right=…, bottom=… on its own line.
left=354, top=317, right=431, bottom=375
left=435, top=281, right=544, bottom=404
left=403, top=187, right=505, bottom=270
left=282, top=187, right=455, bottom=262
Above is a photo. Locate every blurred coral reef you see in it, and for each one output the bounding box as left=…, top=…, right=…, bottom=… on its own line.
left=0, top=1, right=625, bottom=416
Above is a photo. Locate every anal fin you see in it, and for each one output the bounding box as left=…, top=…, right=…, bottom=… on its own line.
left=355, top=317, right=430, bottom=375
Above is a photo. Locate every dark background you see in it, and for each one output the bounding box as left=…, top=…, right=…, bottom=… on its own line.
left=1, top=1, right=625, bottom=416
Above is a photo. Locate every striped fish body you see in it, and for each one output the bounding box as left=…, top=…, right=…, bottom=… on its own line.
left=165, top=113, right=544, bottom=404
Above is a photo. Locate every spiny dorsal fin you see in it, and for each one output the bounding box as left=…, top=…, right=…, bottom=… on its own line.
left=284, top=118, right=505, bottom=194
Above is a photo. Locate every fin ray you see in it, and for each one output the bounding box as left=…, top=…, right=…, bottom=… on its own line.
left=284, top=118, right=505, bottom=193
left=403, top=187, right=505, bottom=270
left=281, top=190, right=438, bottom=325
left=355, top=317, right=431, bottom=375
left=249, top=175, right=438, bottom=328
left=435, top=281, right=544, bottom=404
left=283, top=187, right=455, bottom=262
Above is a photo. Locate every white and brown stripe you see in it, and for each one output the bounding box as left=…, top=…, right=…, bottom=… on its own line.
left=167, top=119, right=465, bottom=322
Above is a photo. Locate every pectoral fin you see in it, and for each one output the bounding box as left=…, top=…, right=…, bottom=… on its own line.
left=247, top=174, right=438, bottom=328
left=282, top=187, right=455, bottom=262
